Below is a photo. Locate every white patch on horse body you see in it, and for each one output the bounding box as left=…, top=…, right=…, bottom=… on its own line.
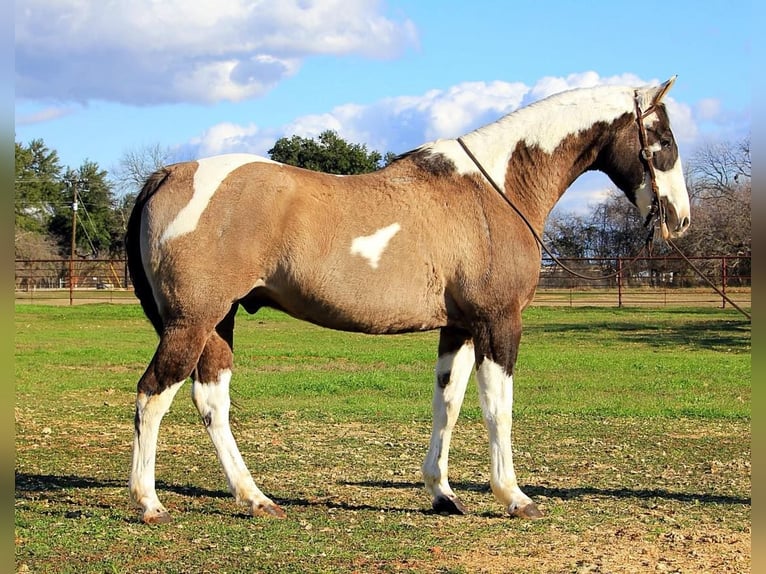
left=634, top=172, right=656, bottom=220
left=349, top=223, right=401, bottom=269
left=160, top=154, right=277, bottom=243
left=427, top=85, right=636, bottom=192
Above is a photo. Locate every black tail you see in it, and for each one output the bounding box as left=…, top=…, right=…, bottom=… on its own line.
left=125, top=168, right=171, bottom=336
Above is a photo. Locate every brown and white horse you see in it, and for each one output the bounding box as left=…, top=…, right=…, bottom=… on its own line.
left=126, top=77, right=690, bottom=524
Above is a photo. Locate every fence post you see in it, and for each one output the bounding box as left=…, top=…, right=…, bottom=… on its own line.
left=617, top=257, right=623, bottom=307
left=721, top=257, right=727, bottom=309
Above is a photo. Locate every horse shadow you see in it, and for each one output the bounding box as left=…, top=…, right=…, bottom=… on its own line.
left=14, top=472, right=750, bottom=520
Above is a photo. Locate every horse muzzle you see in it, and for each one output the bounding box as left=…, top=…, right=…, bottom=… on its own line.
left=661, top=198, right=691, bottom=239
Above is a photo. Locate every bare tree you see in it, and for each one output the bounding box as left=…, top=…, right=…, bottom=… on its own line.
left=677, top=135, right=751, bottom=258
left=687, top=135, right=751, bottom=201
left=110, top=143, right=174, bottom=197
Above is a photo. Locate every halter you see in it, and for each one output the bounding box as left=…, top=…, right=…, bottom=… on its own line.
left=633, top=92, right=670, bottom=241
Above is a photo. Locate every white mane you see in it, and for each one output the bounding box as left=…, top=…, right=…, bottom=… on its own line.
left=425, top=84, right=636, bottom=187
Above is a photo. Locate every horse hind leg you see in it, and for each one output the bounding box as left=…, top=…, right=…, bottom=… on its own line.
left=129, top=324, right=209, bottom=524
left=422, top=328, right=474, bottom=514
left=191, top=318, right=285, bottom=519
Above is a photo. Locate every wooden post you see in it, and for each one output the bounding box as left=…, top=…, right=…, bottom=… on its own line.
left=721, top=257, right=728, bottom=309
left=69, top=183, right=78, bottom=305
left=617, top=257, right=623, bottom=307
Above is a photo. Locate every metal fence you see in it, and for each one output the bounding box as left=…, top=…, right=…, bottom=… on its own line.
left=14, top=256, right=751, bottom=308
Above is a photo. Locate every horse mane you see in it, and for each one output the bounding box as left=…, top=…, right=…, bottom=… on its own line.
left=125, top=167, right=171, bottom=336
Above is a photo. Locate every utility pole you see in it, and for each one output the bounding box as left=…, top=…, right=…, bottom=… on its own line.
left=69, top=181, right=78, bottom=305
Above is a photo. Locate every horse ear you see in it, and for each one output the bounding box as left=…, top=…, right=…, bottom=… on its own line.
left=653, top=75, right=677, bottom=105
left=636, top=75, right=677, bottom=110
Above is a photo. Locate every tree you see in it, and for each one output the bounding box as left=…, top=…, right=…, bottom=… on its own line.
left=48, top=160, right=122, bottom=257
left=268, top=130, right=386, bottom=174
left=588, top=190, right=654, bottom=259
left=543, top=211, right=592, bottom=258
left=678, top=136, right=751, bottom=257
left=14, top=139, right=65, bottom=234
left=111, top=143, right=174, bottom=197
left=686, top=136, right=750, bottom=201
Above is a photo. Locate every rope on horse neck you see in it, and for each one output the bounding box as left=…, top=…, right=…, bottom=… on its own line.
left=456, top=136, right=647, bottom=281
left=456, top=136, right=751, bottom=320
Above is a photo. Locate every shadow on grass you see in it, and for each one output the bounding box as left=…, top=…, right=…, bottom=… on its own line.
left=15, top=472, right=750, bottom=519
left=341, top=479, right=750, bottom=507
left=527, top=316, right=751, bottom=353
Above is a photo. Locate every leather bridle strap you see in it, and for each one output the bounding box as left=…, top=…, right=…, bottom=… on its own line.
left=633, top=93, right=670, bottom=240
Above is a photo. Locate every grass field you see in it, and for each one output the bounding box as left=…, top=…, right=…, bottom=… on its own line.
left=15, top=304, right=751, bottom=573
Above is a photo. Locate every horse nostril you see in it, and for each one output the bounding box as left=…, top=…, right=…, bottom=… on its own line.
left=681, top=216, right=690, bottom=229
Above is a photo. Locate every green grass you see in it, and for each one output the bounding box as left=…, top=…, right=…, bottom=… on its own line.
left=15, top=304, right=750, bottom=421
left=14, top=304, right=751, bottom=573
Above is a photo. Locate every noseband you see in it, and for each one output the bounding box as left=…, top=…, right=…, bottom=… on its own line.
left=633, top=93, right=669, bottom=240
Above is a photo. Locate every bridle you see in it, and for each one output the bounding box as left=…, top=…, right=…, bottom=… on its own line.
left=633, top=92, right=670, bottom=241
left=455, top=90, right=665, bottom=281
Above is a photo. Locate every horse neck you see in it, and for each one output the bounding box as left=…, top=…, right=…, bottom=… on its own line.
left=459, top=86, right=635, bottom=231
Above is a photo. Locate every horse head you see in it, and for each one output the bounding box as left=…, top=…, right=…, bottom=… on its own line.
left=603, top=76, right=691, bottom=239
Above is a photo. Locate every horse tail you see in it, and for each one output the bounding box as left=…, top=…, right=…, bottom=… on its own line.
left=125, top=168, right=170, bottom=336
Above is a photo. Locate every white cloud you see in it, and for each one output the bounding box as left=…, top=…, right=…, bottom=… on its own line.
left=14, top=0, right=418, bottom=104
left=187, top=122, right=264, bottom=158
left=15, top=105, right=77, bottom=125
left=695, top=98, right=722, bottom=121
left=187, top=72, right=699, bottom=159
left=188, top=80, right=532, bottom=159
left=526, top=71, right=646, bottom=102
left=665, top=99, right=698, bottom=145
left=179, top=71, right=702, bottom=217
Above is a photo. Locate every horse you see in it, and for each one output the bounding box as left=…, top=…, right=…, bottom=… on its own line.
left=125, top=77, right=690, bottom=524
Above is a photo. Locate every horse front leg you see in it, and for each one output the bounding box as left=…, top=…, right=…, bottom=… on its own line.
left=192, top=332, right=285, bottom=518
left=474, top=315, right=542, bottom=519
left=422, top=328, right=474, bottom=514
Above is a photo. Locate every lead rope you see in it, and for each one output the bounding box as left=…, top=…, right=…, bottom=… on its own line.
left=456, top=135, right=751, bottom=320
left=665, top=238, right=751, bottom=320
left=456, top=136, right=648, bottom=282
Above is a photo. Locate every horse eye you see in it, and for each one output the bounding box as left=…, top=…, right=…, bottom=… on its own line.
left=661, top=138, right=672, bottom=149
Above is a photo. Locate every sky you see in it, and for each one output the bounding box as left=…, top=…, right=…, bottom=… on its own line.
left=14, top=0, right=751, bottom=214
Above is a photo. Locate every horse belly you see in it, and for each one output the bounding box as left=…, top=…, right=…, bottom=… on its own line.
left=263, top=258, right=448, bottom=334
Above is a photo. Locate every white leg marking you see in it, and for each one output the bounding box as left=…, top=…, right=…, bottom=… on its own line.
left=191, top=369, right=276, bottom=513
left=129, top=380, right=185, bottom=519
left=423, top=343, right=474, bottom=504
left=349, top=223, right=401, bottom=269
left=160, top=154, right=276, bottom=243
left=476, top=359, right=534, bottom=514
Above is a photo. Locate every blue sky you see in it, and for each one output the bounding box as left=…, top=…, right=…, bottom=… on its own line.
left=14, top=0, right=751, bottom=213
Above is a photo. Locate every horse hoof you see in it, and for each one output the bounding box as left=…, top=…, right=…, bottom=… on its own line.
left=142, top=509, right=172, bottom=524
left=252, top=502, right=286, bottom=519
left=432, top=495, right=467, bottom=515
left=509, top=502, right=543, bottom=519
